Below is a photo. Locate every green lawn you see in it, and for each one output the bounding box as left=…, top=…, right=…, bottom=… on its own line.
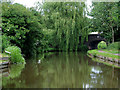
left=87, top=49, right=120, bottom=60
left=0, top=53, right=9, bottom=58
left=0, top=60, right=9, bottom=63
left=101, top=49, right=120, bottom=54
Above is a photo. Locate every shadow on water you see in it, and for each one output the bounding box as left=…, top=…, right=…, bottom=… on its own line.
left=2, top=52, right=120, bottom=88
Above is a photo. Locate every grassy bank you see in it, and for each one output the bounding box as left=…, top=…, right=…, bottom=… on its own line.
left=87, top=49, right=120, bottom=60
left=88, top=54, right=120, bottom=68
left=0, top=53, right=9, bottom=58
left=0, top=53, right=10, bottom=64
left=87, top=42, right=120, bottom=68
left=0, top=60, right=9, bottom=64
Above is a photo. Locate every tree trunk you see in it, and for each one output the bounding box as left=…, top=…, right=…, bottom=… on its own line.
left=112, top=26, right=114, bottom=43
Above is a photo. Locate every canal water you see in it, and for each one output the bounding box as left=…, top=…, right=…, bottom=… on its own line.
left=2, top=52, right=120, bottom=88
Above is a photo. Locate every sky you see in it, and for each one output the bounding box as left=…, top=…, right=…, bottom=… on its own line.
left=13, top=0, right=92, bottom=18
left=13, top=0, right=92, bottom=8
left=13, top=0, right=43, bottom=8
left=86, top=0, right=92, bottom=12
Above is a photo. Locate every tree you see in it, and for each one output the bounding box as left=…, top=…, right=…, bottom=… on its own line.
left=37, top=2, right=89, bottom=51
left=89, top=2, right=119, bottom=43
left=2, top=3, right=30, bottom=48
left=2, top=2, right=43, bottom=57
left=2, top=1, right=90, bottom=57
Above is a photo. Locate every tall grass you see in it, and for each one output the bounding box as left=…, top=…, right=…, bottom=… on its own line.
left=107, top=42, right=120, bottom=50
left=5, top=46, right=25, bottom=64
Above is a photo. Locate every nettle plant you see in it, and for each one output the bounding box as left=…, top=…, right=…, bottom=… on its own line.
left=5, top=46, right=25, bottom=64
left=97, top=41, right=107, bottom=49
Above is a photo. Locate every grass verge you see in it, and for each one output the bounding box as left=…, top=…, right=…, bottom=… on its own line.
left=87, top=49, right=120, bottom=60
left=87, top=54, right=120, bottom=68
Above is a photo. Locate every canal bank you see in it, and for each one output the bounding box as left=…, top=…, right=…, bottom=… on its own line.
left=87, top=49, right=120, bottom=68
left=0, top=53, right=10, bottom=65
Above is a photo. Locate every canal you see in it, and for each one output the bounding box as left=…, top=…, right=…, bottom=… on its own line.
left=2, top=52, right=120, bottom=88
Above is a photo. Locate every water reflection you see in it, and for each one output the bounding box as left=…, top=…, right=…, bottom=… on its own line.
left=2, top=52, right=119, bottom=88
left=91, top=67, right=102, bottom=74
left=2, top=64, right=25, bottom=88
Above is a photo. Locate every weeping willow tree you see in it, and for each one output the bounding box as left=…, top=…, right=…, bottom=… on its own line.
left=39, top=2, right=89, bottom=51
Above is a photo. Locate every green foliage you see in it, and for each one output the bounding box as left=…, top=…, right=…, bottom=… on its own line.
left=87, top=50, right=97, bottom=57
left=40, top=2, right=89, bottom=51
left=107, top=42, right=120, bottom=50
left=90, top=2, right=119, bottom=43
left=2, top=1, right=119, bottom=58
left=78, top=45, right=88, bottom=51
left=1, top=1, right=91, bottom=57
left=2, top=35, right=10, bottom=52
left=2, top=3, right=30, bottom=47
left=2, top=2, right=43, bottom=56
left=5, top=46, right=25, bottom=64
left=97, top=41, right=107, bottom=49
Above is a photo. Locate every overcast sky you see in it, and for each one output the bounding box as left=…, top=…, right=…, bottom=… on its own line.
left=13, top=0, right=92, bottom=8
left=13, top=0, right=43, bottom=8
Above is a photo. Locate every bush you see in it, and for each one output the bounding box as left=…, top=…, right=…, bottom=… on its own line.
left=97, top=41, right=107, bottom=49
left=2, top=35, right=10, bottom=52
left=5, top=46, right=25, bottom=64
left=107, top=42, right=120, bottom=50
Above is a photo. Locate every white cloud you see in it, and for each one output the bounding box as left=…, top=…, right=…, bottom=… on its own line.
left=13, top=0, right=42, bottom=8
left=86, top=0, right=92, bottom=12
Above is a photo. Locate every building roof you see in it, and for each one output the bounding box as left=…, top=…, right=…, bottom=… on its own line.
left=89, top=32, right=99, bottom=35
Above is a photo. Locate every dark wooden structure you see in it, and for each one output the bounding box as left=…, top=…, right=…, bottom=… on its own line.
left=0, top=57, right=10, bottom=77
left=81, top=34, right=106, bottom=49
